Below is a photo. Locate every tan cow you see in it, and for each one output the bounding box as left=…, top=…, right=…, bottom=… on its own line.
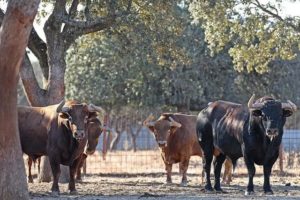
left=144, top=113, right=233, bottom=186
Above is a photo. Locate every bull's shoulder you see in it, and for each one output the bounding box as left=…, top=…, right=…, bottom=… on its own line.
left=203, top=100, right=248, bottom=120
left=160, top=113, right=197, bottom=125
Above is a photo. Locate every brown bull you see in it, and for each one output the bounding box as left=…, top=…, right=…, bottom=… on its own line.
left=144, top=113, right=233, bottom=186
left=76, top=111, right=103, bottom=180
left=18, top=100, right=103, bottom=195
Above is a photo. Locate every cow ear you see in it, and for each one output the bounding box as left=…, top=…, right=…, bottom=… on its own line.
left=251, top=109, right=262, bottom=117
left=170, top=126, right=179, bottom=134
left=283, top=109, right=293, bottom=117
left=59, top=112, right=69, bottom=119
left=147, top=125, right=155, bottom=133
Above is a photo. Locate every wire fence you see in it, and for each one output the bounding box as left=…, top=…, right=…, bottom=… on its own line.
left=25, top=110, right=300, bottom=178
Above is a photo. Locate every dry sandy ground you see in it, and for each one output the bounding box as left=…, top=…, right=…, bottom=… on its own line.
left=29, top=171, right=300, bottom=200
left=26, top=150, right=300, bottom=199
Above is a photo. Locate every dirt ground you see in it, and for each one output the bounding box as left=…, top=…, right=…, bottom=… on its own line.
left=27, top=151, right=300, bottom=199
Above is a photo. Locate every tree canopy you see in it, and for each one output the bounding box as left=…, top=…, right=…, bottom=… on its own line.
left=189, top=0, right=300, bottom=73
left=66, top=1, right=300, bottom=112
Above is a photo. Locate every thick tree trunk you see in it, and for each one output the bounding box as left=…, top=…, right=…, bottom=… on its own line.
left=0, top=1, right=39, bottom=199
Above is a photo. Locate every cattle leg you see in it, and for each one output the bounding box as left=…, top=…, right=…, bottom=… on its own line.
left=201, top=143, right=214, bottom=191
left=49, top=159, right=61, bottom=196
left=263, top=154, right=278, bottom=194
left=27, top=157, right=33, bottom=183
left=165, top=163, right=172, bottom=184
left=69, top=158, right=81, bottom=194
left=213, top=154, right=226, bottom=192
left=244, top=156, right=256, bottom=195
left=222, top=159, right=233, bottom=185
left=76, top=153, right=87, bottom=181
left=179, top=159, right=190, bottom=187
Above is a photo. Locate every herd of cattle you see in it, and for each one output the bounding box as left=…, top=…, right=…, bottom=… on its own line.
left=18, top=95, right=297, bottom=196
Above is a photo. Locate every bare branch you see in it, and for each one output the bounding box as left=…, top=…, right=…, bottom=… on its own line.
left=252, top=0, right=300, bottom=32
left=27, top=28, right=49, bottom=80
left=69, top=0, right=79, bottom=18
left=20, top=54, right=47, bottom=106
left=85, top=0, right=92, bottom=21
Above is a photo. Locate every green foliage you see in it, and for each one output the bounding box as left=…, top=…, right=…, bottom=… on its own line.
left=65, top=0, right=300, bottom=112
left=189, top=0, right=300, bottom=73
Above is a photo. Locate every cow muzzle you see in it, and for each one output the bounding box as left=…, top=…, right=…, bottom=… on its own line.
left=157, top=140, right=167, bottom=148
left=266, top=128, right=279, bottom=142
left=74, top=130, right=85, bottom=140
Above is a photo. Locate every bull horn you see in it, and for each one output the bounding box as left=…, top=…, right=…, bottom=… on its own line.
left=247, top=94, right=264, bottom=109
left=143, top=114, right=155, bottom=127
left=169, top=117, right=181, bottom=128
left=88, top=104, right=106, bottom=113
left=56, top=100, right=66, bottom=113
left=282, top=100, right=298, bottom=112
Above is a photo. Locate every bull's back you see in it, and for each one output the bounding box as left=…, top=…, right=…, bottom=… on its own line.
left=18, top=106, right=54, bottom=157
left=197, top=101, right=247, bottom=160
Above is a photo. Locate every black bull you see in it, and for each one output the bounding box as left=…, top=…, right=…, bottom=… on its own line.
left=196, top=95, right=297, bottom=195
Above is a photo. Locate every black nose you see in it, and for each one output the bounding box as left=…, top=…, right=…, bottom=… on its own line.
left=75, top=131, right=85, bottom=139
left=267, top=128, right=278, bottom=136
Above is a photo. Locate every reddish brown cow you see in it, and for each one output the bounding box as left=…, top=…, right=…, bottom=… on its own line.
left=144, top=113, right=202, bottom=186
left=144, top=113, right=233, bottom=186
left=18, top=100, right=103, bottom=195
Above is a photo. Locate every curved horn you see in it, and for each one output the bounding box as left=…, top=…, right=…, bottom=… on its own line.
left=143, top=114, right=155, bottom=127
left=169, top=117, right=181, bottom=128
left=56, top=100, right=66, bottom=113
left=88, top=104, right=106, bottom=113
left=247, top=94, right=264, bottom=109
left=282, top=100, right=298, bottom=112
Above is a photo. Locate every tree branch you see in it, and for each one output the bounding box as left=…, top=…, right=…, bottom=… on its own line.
left=62, top=0, right=133, bottom=48
left=252, top=0, right=300, bottom=32
left=27, top=28, right=49, bottom=80
left=85, top=0, right=92, bottom=21
left=68, top=0, right=79, bottom=18
left=20, top=54, right=47, bottom=106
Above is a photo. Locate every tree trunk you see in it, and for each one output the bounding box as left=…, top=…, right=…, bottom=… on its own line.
left=0, top=1, right=39, bottom=199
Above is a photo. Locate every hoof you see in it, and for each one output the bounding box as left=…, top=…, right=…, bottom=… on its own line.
left=180, top=181, right=188, bottom=187
left=265, top=190, right=274, bottom=195
left=215, top=188, right=225, bottom=193
left=245, top=190, right=255, bottom=196
left=204, top=185, right=214, bottom=192
left=69, top=190, right=78, bottom=195
left=76, top=178, right=83, bottom=182
left=165, top=180, right=172, bottom=185
left=50, top=191, right=60, bottom=197
left=27, top=178, right=33, bottom=183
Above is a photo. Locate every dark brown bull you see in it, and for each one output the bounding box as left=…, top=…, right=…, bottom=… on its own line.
left=75, top=111, right=103, bottom=180
left=18, top=100, right=103, bottom=195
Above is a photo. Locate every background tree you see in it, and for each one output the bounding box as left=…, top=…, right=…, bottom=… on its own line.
left=0, top=1, right=40, bottom=199
left=189, top=0, right=300, bottom=73
left=66, top=0, right=300, bottom=113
